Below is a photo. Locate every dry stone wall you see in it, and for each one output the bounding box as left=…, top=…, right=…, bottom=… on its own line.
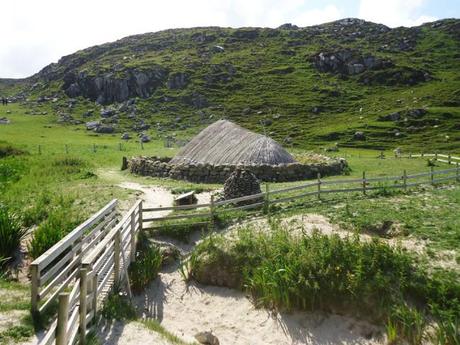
left=128, top=156, right=347, bottom=183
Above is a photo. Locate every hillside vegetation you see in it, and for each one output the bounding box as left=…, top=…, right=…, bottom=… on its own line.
left=1, top=18, right=459, bottom=152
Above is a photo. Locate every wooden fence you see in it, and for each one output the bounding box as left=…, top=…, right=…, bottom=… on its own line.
left=37, top=200, right=142, bottom=345
left=141, top=153, right=460, bottom=227
left=30, top=200, right=118, bottom=315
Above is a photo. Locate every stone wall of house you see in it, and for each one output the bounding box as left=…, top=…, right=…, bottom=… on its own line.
left=128, top=156, right=347, bottom=183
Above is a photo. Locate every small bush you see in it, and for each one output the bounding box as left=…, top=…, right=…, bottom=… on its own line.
left=0, top=144, right=26, bottom=158
left=129, top=233, right=162, bottom=293
left=28, top=211, right=72, bottom=259
left=0, top=204, right=26, bottom=260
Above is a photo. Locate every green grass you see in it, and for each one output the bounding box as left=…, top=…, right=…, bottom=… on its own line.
left=142, top=319, right=198, bottom=345
left=129, top=232, right=162, bottom=293
left=0, top=204, right=26, bottom=260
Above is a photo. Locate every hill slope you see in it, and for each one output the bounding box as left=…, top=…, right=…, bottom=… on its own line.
left=3, top=18, right=460, bottom=151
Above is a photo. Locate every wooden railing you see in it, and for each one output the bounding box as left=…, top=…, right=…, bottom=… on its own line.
left=30, top=200, right=118, bottom=315
left=37, top=200, right=142, bottom=345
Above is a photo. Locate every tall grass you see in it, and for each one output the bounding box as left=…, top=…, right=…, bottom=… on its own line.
left=129, top=232, right=162, bottom=293
left=0, top=204, right=26, bottom=260
left=28, top=210, right=76, bottom=259
left=189, top=221, right=460, bottom=339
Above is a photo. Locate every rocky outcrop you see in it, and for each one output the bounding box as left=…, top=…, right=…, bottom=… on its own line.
left=167, top=72, right=189, bottom=89
left=313, top=49, right=393, bottom=75
left=63, top=67, right=167, bottom=105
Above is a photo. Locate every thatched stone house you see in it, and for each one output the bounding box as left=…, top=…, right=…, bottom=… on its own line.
left=170, top=120, right=296, bottom=166
left=129, top=120, right=346, bottom=183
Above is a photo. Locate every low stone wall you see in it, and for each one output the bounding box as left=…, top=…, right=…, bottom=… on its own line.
left=128, top=156, right=347, bottom=183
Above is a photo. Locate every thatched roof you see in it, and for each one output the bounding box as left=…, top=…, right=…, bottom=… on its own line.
left=170, top=120, right=297, bottom=166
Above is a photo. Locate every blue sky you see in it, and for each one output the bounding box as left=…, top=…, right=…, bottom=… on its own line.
left=1, top=0, right=459, bottom=78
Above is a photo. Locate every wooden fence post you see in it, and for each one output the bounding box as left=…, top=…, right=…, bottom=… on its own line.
left=409, top=152, right=412, bottom=159
left=130, top=211, right=136, bottom=262
left=403, top=170, right=407, bottom=191
left=317, top=173, right=321, bottom=200
left=138, top=201, right=143, bottom=232
left=456, top=162, right=460, bottom=182
left=79, top=267, right=88, bottom=345
left=421, top=152, right=424, bottom=158
left=362, top=171, right=367, bottom=195
left=448, top=154, right=451, bottom=165
left=114, top=230, right=121, bottom=283
left=430, top=166, right=434, bottom=185
left=30, top=264, right=39, bottom=314
left=92, top=273, right=98, bottom=325
left=435, top=152, right=438, bottom=161
left=265, top=183, right=270, bottom=217
left=56, top=293, right=70, bottom=345
left=210, top=195, right=215, bottom=230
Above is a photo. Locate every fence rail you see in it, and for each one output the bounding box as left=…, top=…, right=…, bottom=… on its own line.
left=30, top=200, right=118, bottom=315
left=37, top=200, right=142, bottom=345
left=141, top=153, right=460, bottom=228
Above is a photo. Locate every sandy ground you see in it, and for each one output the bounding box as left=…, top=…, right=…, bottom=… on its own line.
left=132, top=269, right=383, bottom=345
left=99, top=321, right=173, bottom=345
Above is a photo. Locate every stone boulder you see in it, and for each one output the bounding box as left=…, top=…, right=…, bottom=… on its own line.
left=223, top=169, right=261, bottom=202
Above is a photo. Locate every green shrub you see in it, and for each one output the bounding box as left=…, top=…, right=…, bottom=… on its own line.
left=0, top=204, right=26, bottom=260
left=430, top=306, right=460, bottom=345
left=101, top=284, right=136, bottom=321
left=386, top=305, right=426, bottom=345
left=28, top=211, right=73, bottom=259
left=129, top=233, right=162, bottom=293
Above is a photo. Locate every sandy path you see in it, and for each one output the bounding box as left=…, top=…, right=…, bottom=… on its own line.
left=99, top=321, right=173, bottom=345
left=133, top=269, right=383, bottom=345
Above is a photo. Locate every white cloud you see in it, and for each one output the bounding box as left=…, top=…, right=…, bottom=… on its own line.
left=358, top=0, right=437, bottom=27
left=294, top=5, right=341, bottom=26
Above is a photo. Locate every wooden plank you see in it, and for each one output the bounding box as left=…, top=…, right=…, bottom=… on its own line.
left=81, top=218, right=117, bottom=257
left=38, top=268, right=79, bottom=313
left=270, top=191, right=318, bottom=204
left=40, top=249, right=77, bottom=286
left=81, top=210, right=117, bottom=246
left=33, top=199, right=118, bottom=270
left=97, top=266, right=114, bottom=295
left=38, top=319, right=57, bottom=345
left=433, top=175, right=457, bottom=183
left=320, top=178, right=365, bottom=186
left=144, top=212, right=212, bottom=222
left=39, top=255, right=78, bottom=299
left=268, top=182, right=318, bottom=194
left=214, top=192, right=265, bottom=206
left=143, top=202, right=212, bottom=212
left=93, top=243, right=114, bottom=273
left=83, top=224, right=120, bottom=265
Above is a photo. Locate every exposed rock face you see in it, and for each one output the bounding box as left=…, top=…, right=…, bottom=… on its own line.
left=223, top=169, right=261, bottom=201
left=167, top=72, right=189, bottom=89
left=313, top=49, right=393, bottom=75
left=63, top=67, right=167, bottom=105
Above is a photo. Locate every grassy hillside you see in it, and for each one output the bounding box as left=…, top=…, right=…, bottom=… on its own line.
left=1, top=18, right=459, bottom=152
